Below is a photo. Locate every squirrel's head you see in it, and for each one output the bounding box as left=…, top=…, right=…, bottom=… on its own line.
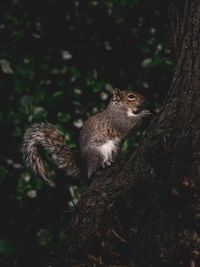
left=111, top=88, right=145, bottom=113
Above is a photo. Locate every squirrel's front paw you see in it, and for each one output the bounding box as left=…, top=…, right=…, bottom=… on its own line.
left=140, top=109, right=151, bottom=118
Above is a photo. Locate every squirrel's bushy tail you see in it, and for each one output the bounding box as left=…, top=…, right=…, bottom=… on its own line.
left=22, top=122, right=80, bottom=187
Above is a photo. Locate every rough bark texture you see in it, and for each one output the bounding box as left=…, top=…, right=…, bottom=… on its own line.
left=47, top=1, right=200, bottom=266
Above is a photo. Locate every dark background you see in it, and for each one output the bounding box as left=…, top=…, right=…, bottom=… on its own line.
left=0, top=1, right=173, bottom=266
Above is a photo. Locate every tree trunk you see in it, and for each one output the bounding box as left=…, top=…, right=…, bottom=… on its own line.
left=47, top=1, right=200, bottom=266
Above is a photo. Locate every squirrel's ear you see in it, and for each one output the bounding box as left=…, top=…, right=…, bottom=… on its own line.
left=112, top=88, right=122, bottom=101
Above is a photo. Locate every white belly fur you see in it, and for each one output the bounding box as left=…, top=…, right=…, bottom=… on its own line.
left=99, top=139, right=119, bottom=163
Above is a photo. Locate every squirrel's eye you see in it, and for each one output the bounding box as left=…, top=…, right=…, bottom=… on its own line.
left=128, top=93, right=136, bottom=100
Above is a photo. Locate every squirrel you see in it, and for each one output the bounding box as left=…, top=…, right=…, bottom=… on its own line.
left=22, top=88, right=151, bottom=187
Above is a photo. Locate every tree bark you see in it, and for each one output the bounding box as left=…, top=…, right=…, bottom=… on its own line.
left=47, top=1, right=200, bottom=266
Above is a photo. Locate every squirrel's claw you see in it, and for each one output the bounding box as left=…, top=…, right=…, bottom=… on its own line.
left=140, top=109, right=152, bottom=118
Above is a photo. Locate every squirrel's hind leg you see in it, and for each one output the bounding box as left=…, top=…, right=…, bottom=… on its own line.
left=83, top=149, right=104, bottom=179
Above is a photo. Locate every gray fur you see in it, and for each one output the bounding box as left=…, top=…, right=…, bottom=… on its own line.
left=22, top=122, right=80, bottom=187
left=79, top=91, right=151, bottom=178
left=22, top=89, right=151, bottom=186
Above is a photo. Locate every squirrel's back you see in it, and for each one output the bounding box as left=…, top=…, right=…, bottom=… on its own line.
left=22, top=122, right=80, bottom=187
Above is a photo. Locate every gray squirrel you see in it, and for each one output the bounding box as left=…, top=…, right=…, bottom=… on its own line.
left=22, top=88, right=151, bottom=187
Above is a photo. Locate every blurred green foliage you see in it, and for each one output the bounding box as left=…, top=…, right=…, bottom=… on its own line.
left=0, top=0, right=173, bottom=266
